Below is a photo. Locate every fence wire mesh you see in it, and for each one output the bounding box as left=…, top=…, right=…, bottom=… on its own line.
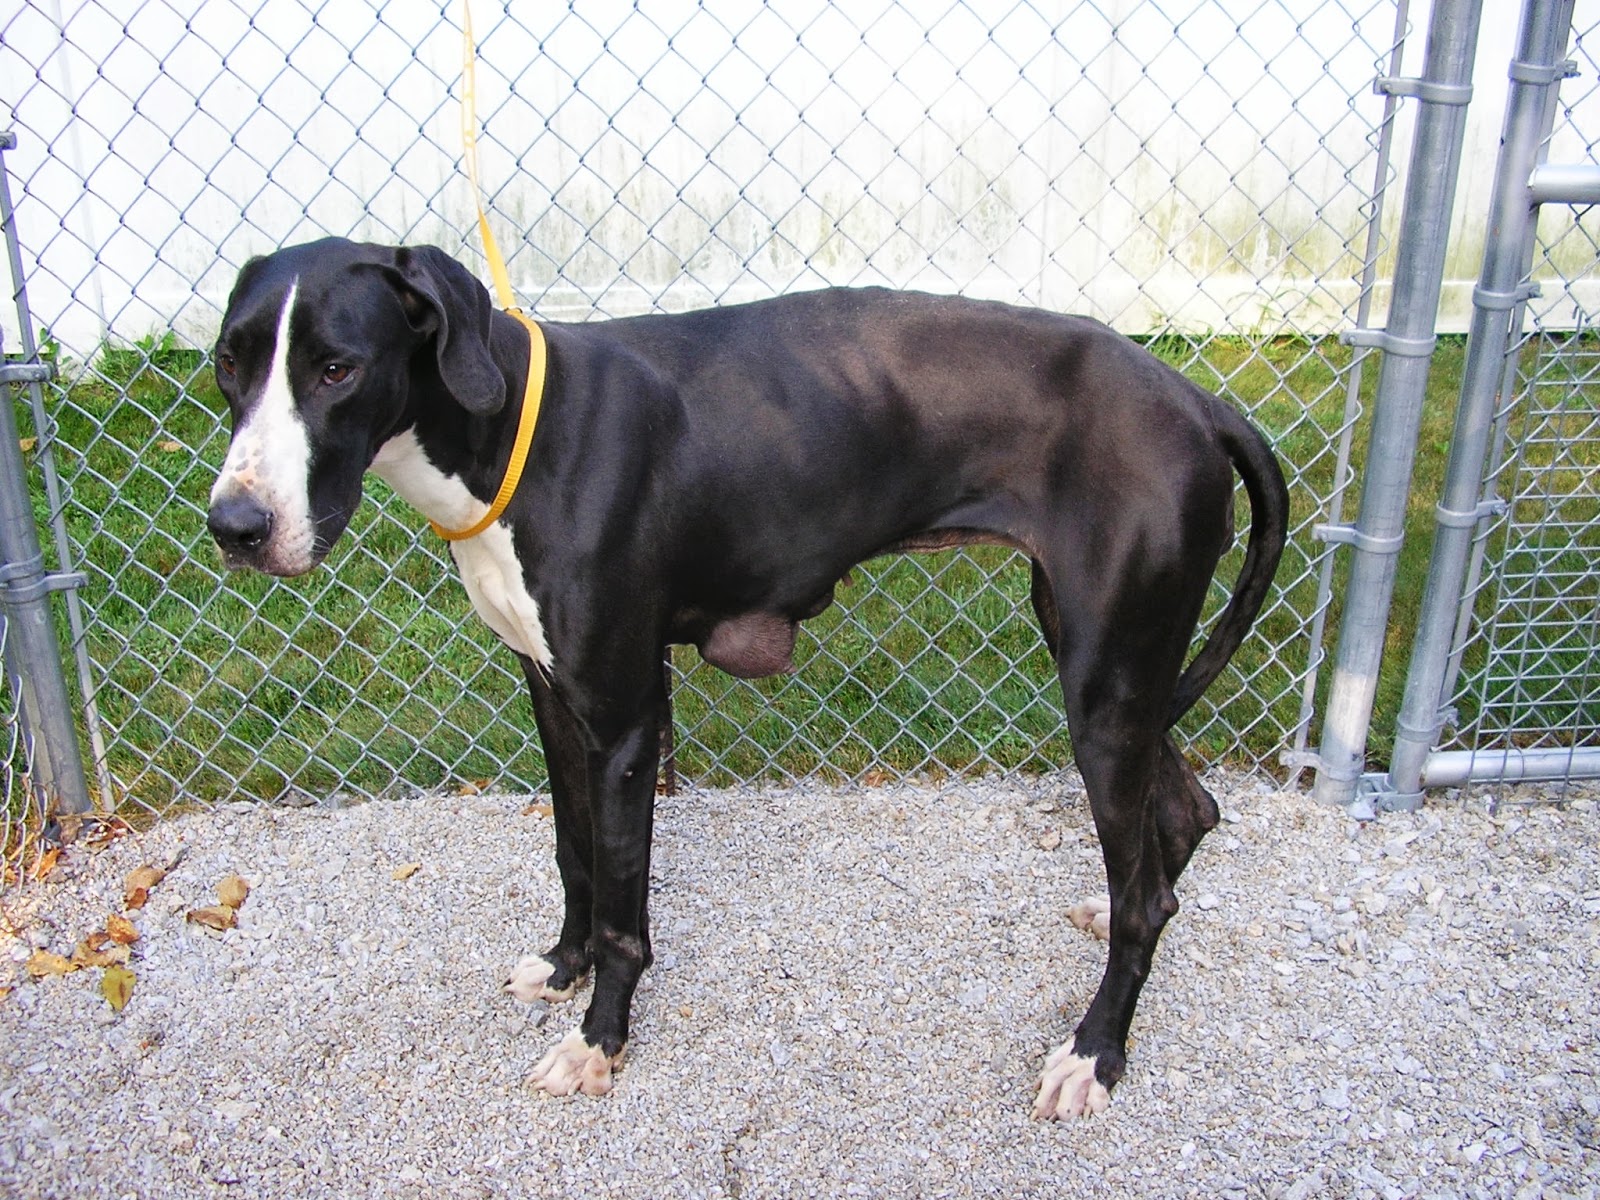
left=0, top=0, right=1539, bottom=813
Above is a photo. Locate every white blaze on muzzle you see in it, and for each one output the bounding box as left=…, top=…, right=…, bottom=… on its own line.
left=210, top=281, right=319, bottom=574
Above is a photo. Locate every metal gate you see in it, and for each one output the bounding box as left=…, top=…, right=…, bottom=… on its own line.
left=1336, top=0, right=1600, bottom=807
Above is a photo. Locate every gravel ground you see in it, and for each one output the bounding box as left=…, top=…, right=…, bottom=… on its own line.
left=1, top=771, right=1597, bottom=1200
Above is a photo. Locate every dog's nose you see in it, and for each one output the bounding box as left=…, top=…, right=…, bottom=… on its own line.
left=208, top=493, right=274, bottom=555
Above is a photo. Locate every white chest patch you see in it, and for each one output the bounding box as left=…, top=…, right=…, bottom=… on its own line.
left=370, top=430, right=553, bottom=669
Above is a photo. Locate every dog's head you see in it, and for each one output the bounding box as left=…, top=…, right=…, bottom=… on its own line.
left=207, top=238, right=507, bottom=575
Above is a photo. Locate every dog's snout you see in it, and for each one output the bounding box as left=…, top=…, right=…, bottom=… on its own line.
left=208, top=492, right=274, bottom=556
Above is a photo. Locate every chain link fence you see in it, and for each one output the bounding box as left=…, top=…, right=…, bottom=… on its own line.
left=1, top=1, right=1593, bottom=820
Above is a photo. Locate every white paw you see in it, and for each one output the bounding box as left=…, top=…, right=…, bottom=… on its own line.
left=1032, top=1038, right=1112, bottom=1120
left=1067, top=895, right=1111, bottom=941
left=530, top=1028, right=621, bottom=1098
left=505, top=955, right=578, bottom=1004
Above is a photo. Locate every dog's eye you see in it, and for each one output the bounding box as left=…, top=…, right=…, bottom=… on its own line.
left=217, top=353, right=236, bottom=378
left=322, top=363, right=352, bottom=386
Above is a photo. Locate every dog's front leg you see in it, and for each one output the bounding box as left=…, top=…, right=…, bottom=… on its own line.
left=527, top=693, right=664, bottom=1098
left=506, top=660, right=596, bottom=1005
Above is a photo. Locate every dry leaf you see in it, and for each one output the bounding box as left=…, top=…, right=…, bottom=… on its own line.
left=18, top=437, right=37, bottom=453
left=457, top=779, right=492, bottom=796
left=391, top=862, right=422, bottom=881
left=30, top=847, right=61, bottom=882
left=72, top=941, right=129, bottom=969
left=186, top=905, right=237, bottom=931
left=862, top=768, right=893, bottom=788
left=86, top=817, right=133, bottom=850
left=101, top=966, right=135, bottom=1012
left=156, top=440, right=182, bottom=452
left=523, top=802, right=553, bottom=818
left=124, top=865, right=166, bottom=909
left=105, top=913, right=139, bottom=945
left=25, top=950, right=77, bottom=977
left=217, top=874, right=250, bottom=909
left=84, top=930, right=111, bottom=952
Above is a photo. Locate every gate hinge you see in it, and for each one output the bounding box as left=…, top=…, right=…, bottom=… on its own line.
left=1340, top=328, right=1437, bottom=359
left=1375, top=77, right=1473, bottom=106
left=1508, top=58, right=1578, bottom=86
left=1435, top=496, right=1506, bottom=529
left=0, top=360, right=55, bottom=385
left=0, top=555, right=87, bottom=606
left=1314, top=523, right=1404, bottom=556
left=1471, top=282, right=1540, bottom=312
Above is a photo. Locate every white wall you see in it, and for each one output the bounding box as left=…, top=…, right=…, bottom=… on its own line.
left=2, top=0, right=1594, bottom=356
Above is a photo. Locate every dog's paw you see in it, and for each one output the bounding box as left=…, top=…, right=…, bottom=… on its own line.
left=505, top=955, right=578, bottom=1004
left=1032, top=1038, right=1112, bottom=1120
left=1067, top=896, right=1111, bottom=941
left=530, top=1028, right=621, bottom=1097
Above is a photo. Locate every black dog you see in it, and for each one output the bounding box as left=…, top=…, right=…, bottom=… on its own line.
left=207, top=238, right=1288, bottom=1117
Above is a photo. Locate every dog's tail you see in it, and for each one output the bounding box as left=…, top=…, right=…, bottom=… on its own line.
left=1165, top=400, right=1290, bottom=728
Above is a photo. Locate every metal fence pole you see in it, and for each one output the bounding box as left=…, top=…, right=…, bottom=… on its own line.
left=1312, top=0, right=1484, bottom=808
left=0, top=328, right=91, bottom=817
left=1383, top=0, right=1579, bottom=807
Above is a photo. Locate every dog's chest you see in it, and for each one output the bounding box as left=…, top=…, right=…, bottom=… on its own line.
left=369, top=431, right=553, bottom=668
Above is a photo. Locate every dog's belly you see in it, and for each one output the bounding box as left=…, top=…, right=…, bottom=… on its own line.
left=370, top=431, right=553, bottom=668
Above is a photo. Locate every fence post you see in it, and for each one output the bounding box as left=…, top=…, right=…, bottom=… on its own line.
left=1, top=130, right=93, bottom=819
left=0, top=337, right=92, bottom=818
left=1311, top=0, right=1484, bottom=809
left=1383, top=0, right=1578, bottom=807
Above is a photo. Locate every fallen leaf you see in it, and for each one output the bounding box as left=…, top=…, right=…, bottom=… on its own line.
left=105, top=913, right=139, bottom=945
left=18, top=437, right=36, bottom=453
left=457, top=779, right=491, bottom=796
left=217, top=874, right=250, bottom=909
left=84, top=930, right=111, bottom=952
left=186, top=905, right=237, bottom=931
left=25, top=950, right=77, bottom=977
left=101, top=966, right=135, bottom=1011
left=72, top=941, right=129, bottom=969
left=30, top=847, right=61, bottom=882
left=391, top=862, right=422, bottom=881
left=156, top=440, right=182, bottom=452
left=522, top=803, right=553, bottom=818
left=862, top=768, right=893, bottom=788
left=124, top=865, right=166, bottom=909
left=86, top=817, right=133, bottom=850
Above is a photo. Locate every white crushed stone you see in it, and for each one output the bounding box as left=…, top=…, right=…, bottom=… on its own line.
left=1, top=771, right=1597, bottom=1199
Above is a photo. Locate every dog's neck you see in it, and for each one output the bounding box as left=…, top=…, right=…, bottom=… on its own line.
left=369, top=308, right=535, bottom=531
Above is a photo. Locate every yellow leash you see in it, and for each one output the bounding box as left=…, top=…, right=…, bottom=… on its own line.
left=432, top=0, right=547, bottom=542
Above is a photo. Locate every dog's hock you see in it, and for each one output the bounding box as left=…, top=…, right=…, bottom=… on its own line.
left=530, top=1028, right=622, bottom=1098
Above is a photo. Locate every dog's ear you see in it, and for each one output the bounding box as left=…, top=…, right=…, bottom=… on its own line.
left=373, top=245, right=507, bottom=415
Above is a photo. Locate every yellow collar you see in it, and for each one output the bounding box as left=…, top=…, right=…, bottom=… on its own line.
left=429, top=308, right=546, bottom=542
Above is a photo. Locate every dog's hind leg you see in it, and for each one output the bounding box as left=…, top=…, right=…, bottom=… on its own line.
left=1029, top=550, right=1211, bottom=1121
left=505, top=659, right=596, bottom=1005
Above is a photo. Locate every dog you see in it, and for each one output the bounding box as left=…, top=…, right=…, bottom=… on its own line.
left=207, top=238, right=1288, bottom=1118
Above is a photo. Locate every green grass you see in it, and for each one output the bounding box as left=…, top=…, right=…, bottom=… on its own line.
left=9, top=330, right=1597, bottom=810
